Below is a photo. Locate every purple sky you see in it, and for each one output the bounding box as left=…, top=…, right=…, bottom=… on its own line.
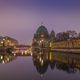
left=0, top=0, right=80, bottom=44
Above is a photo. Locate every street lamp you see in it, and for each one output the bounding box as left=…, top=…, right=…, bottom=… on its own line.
left=39, top=39, right=44, bottom=48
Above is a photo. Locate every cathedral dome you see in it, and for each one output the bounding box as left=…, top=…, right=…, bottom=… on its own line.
left=36, top=25, right=48, bottom=35
left=36, top=25, right=49, bottom=38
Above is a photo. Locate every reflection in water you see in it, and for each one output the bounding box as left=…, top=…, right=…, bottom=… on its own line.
left=32, top=50, right=80, bottom=75
left=0, top=54, right=17, bottom=64
left=32, top=52, right=48, bottom=75
left=0, top=50, right=31, bottom=64
left=1, top=49, right=80, bottom=78
left=32, top=50, right=55, bottom=76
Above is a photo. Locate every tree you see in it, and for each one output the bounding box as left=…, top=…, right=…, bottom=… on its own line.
left=56, top=32, right=69, bottom=41
left=67, top=30, right=77, bottom=39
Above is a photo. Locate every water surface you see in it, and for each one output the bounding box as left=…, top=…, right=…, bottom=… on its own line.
left=0, top=52, right=80, bottom=80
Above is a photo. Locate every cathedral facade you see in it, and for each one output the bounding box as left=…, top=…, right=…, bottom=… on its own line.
left=32, top=25, right=55, bottom=48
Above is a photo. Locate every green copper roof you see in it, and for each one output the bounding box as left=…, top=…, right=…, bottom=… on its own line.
left=36, top=25, right=49, bottom=35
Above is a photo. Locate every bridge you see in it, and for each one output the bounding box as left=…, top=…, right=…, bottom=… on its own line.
left=0, top=45, right=32, bottom=56
left=12, top=45, right=32, bottom=56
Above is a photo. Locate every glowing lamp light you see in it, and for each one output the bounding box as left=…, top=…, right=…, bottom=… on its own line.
left=40, top=41, right=42, bottom=43
left=0, top=56, right=3, bottom=59
left=21, top=51, right=24, bottom=55
left=41, top=60, right=43, bottom=66
left=41, top=35, right=44, bottom=37
left=41, top=39, right=44, bottom=42
left=2, top=60, right=5, bottom=64
left=1, top=41, right=3, bottom=44
left=7, top=58, right=10, bottom=61
left=40, top=39, right=44, bottom=44
left=3, top=39, right=5, bottom=41
left=30, top=52, right=32, bottom=56
left=14, top=53, right=16, bottom=56
left=39, top=57, right=42, bottom=62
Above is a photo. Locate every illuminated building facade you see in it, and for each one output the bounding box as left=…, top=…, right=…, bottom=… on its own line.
left=49, top=30, right=55, bottom=49
left=32, top=50, right=80, bottom=75
left=0, top=36, right=18, bottom=47
left=32, top=25, right=50, bottom=48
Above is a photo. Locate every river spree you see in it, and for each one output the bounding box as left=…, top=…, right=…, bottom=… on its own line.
left=0, top=51, right=80, bottom=80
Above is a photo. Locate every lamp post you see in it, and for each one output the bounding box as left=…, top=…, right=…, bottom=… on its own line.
left=40, top=39, right=44, bottom=48
left=2, top=38, right=5, bottom=47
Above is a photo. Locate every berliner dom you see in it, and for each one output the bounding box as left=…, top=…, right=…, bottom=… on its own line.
left=32, top=25, right=50, bottom=48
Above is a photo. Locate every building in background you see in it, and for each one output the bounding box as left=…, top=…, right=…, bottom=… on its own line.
left=49, top=30, right=55, bottom=49
left=32, top=25, right=50, bottom=48
left=0, top=36, right=18, bottom=47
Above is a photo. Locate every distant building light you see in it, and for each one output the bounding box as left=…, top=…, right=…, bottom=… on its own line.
left=25, top=51, right=27, bottom=54
left=0, top=56, right=3, bottom=59
left=3, top=39, right=5, bottom=41
left=39, top=57, right=42, bottom=62
left=40, top=41, right=42, bottom=43
left=41, top=60, right=43, bottom=66
left=2, top=60, right=5, bottom=64
left=41, top=39, right=44, bottom=42
left=7, top=58, right=9, bottom=61
left=13, top=53, right=16, bottom=56
left=41, top=35, right=44, bottom=37
left=1, top=41, right=3, bottom=44
left=21, top=51, right=24, bottom=55
left=7, top=40, right=10, bottom=42
left=40, top=39, right=44, bottom=44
